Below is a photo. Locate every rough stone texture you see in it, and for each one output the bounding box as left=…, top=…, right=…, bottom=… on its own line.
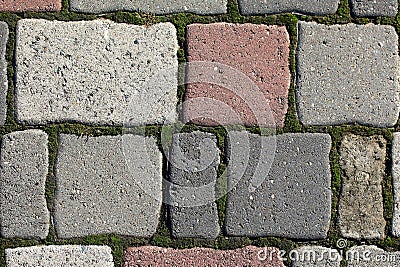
left=0, top=22, right=8, bottom=126
left=123, top=246, right=285, bottom=267
left=168, top=131, right=220, bottom=238
left=291, top=246, right=341, bottom=267
left=346, top=245, right=400, bottom=267
left=0, top=130, right=50, bottom=239
left=54, top=134, right=162, bottom=238
left=5, top=245, right=114, bottom=267
left=238, top=0, right=340, bottom=15
left=69, top=0, right=227, bottom=15
left=183, top=23, right=290, bottom=128
left=224, top=132, right=332, bottom=239
left=296, top=22, right=399, bottom=127
left=392, top=133, right=400, bottom=236
left=338, top=134, right=386, bottom=240
left=0, top=0, right=61, bottom=12
left=15, top=19, right=178, bottom=126
left=350, top=0, right=398, bottom=17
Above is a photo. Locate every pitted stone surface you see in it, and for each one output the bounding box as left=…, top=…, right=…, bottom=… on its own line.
left=15, top=19, right=178, bottom=126
left=350, top=0, right=398, bottom=17
left=338, top=134, right=386, bottom=240
left=0, top=0, right=61, bottom=12
left=346, top=245, right=400, bottom=267
left=0, top=22, right=8, bottom=126
left=5, top=245, right=114, bottom=267
left=296, top=22, right=399, bottom=127
left=69, top=0, right=227, bottom=15
left=238, top=0, right=339, bottom=15
left=183, top=23, right=290, bottom=128
left=168, top=131, right=220, bottom=238
left=291, top=246, right=341, bottom=267
left=123, top=246, right=285, bottom=267
left=224, top=132, right=332, bottom=239
left=391, top=133, right=400, bottom=236
left=54, top=134, right=162, bottom=238
left=0, top=130, right=50, bottom=239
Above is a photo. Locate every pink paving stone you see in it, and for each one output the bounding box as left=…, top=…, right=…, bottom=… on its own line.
left=123, top=246, right=285, bottom=267
left=0, top=0, right=61, bottom=12
left=183, top=23, right=290, bottom=128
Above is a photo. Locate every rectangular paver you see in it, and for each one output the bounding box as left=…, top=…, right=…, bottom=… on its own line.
left=168, top=131, right=220, bottom=239
left=350, top=0, right=398, bottom=17
left=0, top=0, right=61, bottom=12
left=183, top=23, right=290, bottom=128
left=15, top=19, right=178, bottom=126
left=338, top=134, right=386, bottom=240
left=392, top=132, right=400, bottom=236
left=346, top=245, right=400, bottom=267
left=69, top=0, right=227, bottom=14
left=6, top=245, right=114, bottom=267
left=0, top=22, right=7, bottom=126
left=296, top=22, right=399, bottom=127
left=54, top=134, right=162, bottom=238
left=0, top=130, right=50, bottom=239
left=224, top=132, right=332, bottom=239
left=123, top=246, right=285, bottom=267
left=238, top=0, right=340, bottom=15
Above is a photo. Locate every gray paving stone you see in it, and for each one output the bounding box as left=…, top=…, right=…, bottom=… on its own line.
left=346, top=245, right=400, bottom=267
left=168, top=131, right=220, bottom=239
left=238, top=0, right=339, bottom=15
left=350, top=0, right=398, bottom=17
left=0, top=22, right=7, bottom=126
left=338, top=134, right=386, bottom=240
left=0, top=130, right=50, bottom=239
left=291, top=246, right=341, bottom=267
left=69, top=0, right=227, bottom=14
left=15, top=19, right=178, bottom=126
left=296, top=22, right=399, bottom=127
left=54, top=134, right=162, bottom=238
left=392, top=132, right=400, bottom=236
left=224, top=132, right=332, bottom=239
left=5, top=245, right=114, bottom=267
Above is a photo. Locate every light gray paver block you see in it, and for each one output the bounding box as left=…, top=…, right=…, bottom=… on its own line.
left=291, top=246, right=341, bottom=267
left=346, top=245, right=400, bottom=267
left=5, top=245, right=114, bottom=267
left=0, top=130, right=50, bottom=239
left=296, top=22, right=399, bottom=127
left=338, top=134, right=386, bottom=240
left=0, top=22, right=7, bottom=126
left=168, top=131, right=220, bottom=238
left=69, top=0, right=227, bottom=14
left=238, top=0, right=339, bottom=15
left=392, top=133, right=400, bottom=236
left=54, top=134, right=162, bottom=238
left=224, top=132, right=332, bottom=239
left=15, top=19, right=178, bottom=126
left=350, top=0, right=398, bottom=17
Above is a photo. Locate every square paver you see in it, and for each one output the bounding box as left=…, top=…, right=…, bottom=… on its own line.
left=338, top=134, right=386, bottom=240
left=168, top=131, right=220, bottom=238
left=238, top=0, right=340, bottom=15
left=291, top=246, right=341, bottom=267
left=347, top=246, right=400, bottom=266
left=350, top=0, right=398, bottom=17
left=224, top=132, right=332, bottom=239
left=15, top=19, right=178, bottom=126
left=0, top=130, right=50, bottom=239
left=54, top=134, right=162, bottom=238
left=183, top=23, right=290, bottom=128
left=0, top=0, right=61, bottom=12
left=296, top=22, right=399, bottom=127
left=69, top=0, right=227, bottom=14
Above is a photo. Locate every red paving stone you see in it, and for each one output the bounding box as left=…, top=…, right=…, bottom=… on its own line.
left=123, top=246, right=285, bottom=267
left=0, top=0, right=61, bottom=12
left=183, top=23, right=290, bottom=128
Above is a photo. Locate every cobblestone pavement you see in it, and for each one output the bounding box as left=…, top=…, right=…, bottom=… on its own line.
left=1, top=0, right=400, bottom=266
